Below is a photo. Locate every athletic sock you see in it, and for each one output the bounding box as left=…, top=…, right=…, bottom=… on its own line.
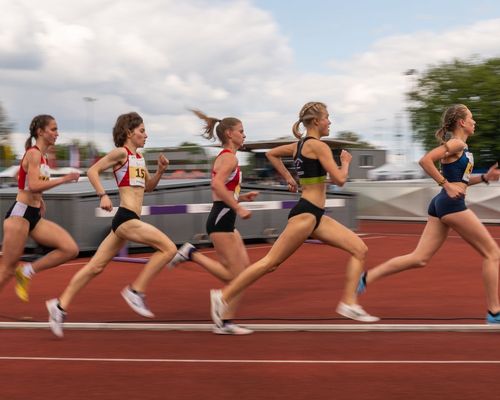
left=22, top=263, right=35, bottom=278
left=187, top=246, right=197, bottom=260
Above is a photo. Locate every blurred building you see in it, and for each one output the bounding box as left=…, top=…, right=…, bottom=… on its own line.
left=144, top=146, right=211, bottom=179
left=367, top=161, right=426, bottom=180
left=241, top=138, right=387, bottom=182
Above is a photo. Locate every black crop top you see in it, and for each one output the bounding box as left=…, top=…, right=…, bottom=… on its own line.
left=293, top=137, right=327, bottom=185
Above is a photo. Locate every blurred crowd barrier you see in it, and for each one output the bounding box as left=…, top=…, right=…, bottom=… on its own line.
left=346, top=179, right=500, bottom=223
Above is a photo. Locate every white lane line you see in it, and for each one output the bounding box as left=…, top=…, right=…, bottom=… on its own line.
left=1, top=356, right=500, bottom=364
left=0, top=323, right=499, bottom=332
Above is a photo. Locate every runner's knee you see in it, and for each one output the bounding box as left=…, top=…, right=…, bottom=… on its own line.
left=352, top=242, right=368, bottom=261
left=89, top=262, right=107, bottom=275
left=158, top=241, right=177, bottom=263
left=259, top=256, right=279, bottom=273
left=62, top=241, right=79, bottom=260
left=484, top=246, right=500, bottom=264
left=411, top=254, right=431, bottom=268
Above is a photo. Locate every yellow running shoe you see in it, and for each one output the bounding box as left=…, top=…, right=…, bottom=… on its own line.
left=15, top=265, right=31, bottom=302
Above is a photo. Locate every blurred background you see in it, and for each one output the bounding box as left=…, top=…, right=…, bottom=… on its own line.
left=1, top=0, right=500, bottom=229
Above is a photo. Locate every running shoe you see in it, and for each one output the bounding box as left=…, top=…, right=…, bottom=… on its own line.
left=121, top=286, right=155, bottom=318
left=336, top=302, right=380, bottom=322
left=167, top=242, right=196, bottom=269
left=15, top=265, right=31, bottom=302
left=213, top=322, right=253, bottom=335
left=356, top=272, right=367, bottom=295
left=210, top=289, right=227, bottom=328
left=486, top=311, right=500, bottom=324
left=46, top=298, right=66, bottom=338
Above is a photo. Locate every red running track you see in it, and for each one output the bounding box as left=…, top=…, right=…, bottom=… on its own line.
left=1, top=221, right=500, bottom=399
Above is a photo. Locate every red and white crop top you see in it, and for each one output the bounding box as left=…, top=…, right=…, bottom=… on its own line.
left=18, top=146, right=51, bottom=191
left=212, top=149, right=241, bottom=199
left=113, top=146, right=146, bottom=188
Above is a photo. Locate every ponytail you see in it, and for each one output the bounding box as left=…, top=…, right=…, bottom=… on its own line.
left=191, top=109, right=220, bottom=141
left=292, top=120, right=302, bottom=139
left=191, top=109, right=241, bottom=144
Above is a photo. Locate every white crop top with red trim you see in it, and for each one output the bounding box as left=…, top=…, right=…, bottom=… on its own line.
left=113, top=147, right=146, bottom=188
left=212, top=149, right=241, bottom=199
left=18, top=146, right=51, bottom=191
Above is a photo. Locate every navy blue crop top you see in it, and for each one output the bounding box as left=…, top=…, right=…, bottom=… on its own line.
left=293, top=137, right=327, bottom=185
left=441, top=148, right=474, bottom=184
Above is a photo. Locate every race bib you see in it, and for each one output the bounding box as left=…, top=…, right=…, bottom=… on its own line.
left=129, top=156, right=146, bottom=187
left=39, top=163, right=51, bottom=181
left=462, top=151, right=474, bottom=183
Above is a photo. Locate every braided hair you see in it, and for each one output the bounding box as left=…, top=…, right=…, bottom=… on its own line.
left=26, top=115, right=55, bottom=150
left=292, top=102, right=327, bottom=139
left=435, top=104, right=469, bottom=144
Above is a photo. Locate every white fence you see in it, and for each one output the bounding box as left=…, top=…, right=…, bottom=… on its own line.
left=345, top=179, right=500, bottom=223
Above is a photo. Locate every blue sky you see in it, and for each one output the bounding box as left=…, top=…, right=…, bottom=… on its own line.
left=254, top=0, right=500, bottom=67
left=1, top=0, right=500, bottom=160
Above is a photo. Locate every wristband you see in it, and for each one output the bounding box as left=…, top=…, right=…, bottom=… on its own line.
left=437, top=177, right=447, bottom=186
left=97, top=192, right=107, bottom=198
left=481, top=174, right=490, bottom=185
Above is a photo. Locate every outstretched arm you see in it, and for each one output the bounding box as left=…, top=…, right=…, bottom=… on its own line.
left=468, top=162, right=500, bottom=186
left=25, top=151, right=79, bottom=193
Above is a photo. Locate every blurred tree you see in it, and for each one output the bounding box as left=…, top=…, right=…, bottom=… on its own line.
left=179, top=141, right=205, bottom=155
left=54, top=140, right=104, bottom=168
left=335, top=131, right=376, bottom=148
left=407, top=57, right=500, bottom=167
left=0, top=102, right=16, bottom=168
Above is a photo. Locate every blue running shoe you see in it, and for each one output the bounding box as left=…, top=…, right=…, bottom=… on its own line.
left=486, top=311, right=500, bottom=324
left=356, top=272, right=367, bottom=295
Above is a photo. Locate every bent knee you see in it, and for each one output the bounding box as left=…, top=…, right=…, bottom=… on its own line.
left=158, top=242, right=178, bottom=261
left=484, top=247, right=500, bottom=264
left=85, top=263, right=106, bottom=276
left=411, top=254, right=431, bottom=268
left=259, top=256, right=279, bottom=273
left=352, top=242, right=368, bottom=260
left=65, top=243, right=80, bottom=259
left=56, top=239, right=79, bottom=260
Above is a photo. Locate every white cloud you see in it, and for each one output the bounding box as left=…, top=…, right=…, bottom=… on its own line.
left=1, top=1, right=499, bottom=160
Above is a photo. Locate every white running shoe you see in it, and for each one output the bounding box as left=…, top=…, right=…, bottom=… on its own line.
left=336, top=302, right=380, bottom=322
left=46, top=298, right=66, bottom=338
left=210, top=289, right=227, bottom=328
left=213, top=323, right=253, bottom=335
left=121, top=286, right=155, bottom=318
left=167, top=242, right=196, bottom=269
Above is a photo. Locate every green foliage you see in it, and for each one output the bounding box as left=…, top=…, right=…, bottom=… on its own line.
left=53, top=140, right=102, bottom=167
left=407, top=57, right=500, bottom=167
left=0, top=102, right=15, bottom=167
left=335, top=131, right=376, bottom=148
left=179, top=141, right=205, bottom=155
left=0, top=102, right=13, bottom=142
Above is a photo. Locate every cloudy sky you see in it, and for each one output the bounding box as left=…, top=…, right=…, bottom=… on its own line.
left=1, top=0, right=500, bottom=159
